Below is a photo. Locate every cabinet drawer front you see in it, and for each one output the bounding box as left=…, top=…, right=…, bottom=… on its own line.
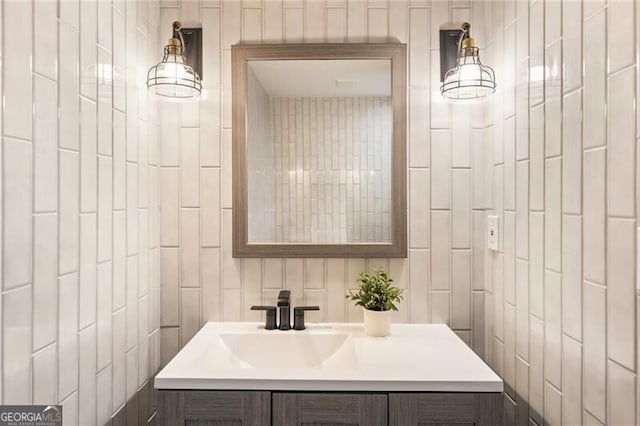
left=273, top=393, right=387, bottom=426
left=389, top=393, right=503, bottom=426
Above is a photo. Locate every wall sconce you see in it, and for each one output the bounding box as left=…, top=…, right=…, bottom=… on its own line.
left=440, top=22, right=496, bottom=102
left=147, top=21, right=202, bottom=101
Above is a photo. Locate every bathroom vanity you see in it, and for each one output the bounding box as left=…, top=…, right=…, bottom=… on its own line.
left=155, top=323, right=503, bottom=425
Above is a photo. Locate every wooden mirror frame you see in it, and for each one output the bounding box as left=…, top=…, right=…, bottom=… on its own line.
left=232, top=43, right=407, bottom=258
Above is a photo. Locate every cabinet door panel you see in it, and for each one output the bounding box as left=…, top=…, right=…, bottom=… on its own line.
left=273, top=393, right=387, bottom=426
left=389, top=393, right=503, bottom=426
left=158, top=391, right=270, bottom=426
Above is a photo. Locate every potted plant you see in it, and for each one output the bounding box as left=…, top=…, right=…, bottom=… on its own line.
left=346, top=267, right=404, bottom=337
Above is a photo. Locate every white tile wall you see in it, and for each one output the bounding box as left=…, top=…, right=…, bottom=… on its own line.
left=1, top=0, right=161, bottom=424
left=484, top=1, right=640, bottom=425
left=159, top=0, right=487, bottom=362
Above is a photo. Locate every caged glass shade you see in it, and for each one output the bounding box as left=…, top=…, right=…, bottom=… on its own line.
left=441, top=29, right=496, bottom=102
left=147, top=36, right=202, bottom=101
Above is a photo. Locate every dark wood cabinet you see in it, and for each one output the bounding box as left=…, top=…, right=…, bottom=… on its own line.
left=158, top=391, right=270, bottom=426
left=273, top=393, right=387, bottom=426
left=157, top=390, right=503, bottom=426
left=388, top=393, right=503, bottom=426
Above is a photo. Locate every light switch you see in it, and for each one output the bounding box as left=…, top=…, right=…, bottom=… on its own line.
left=487, top=215, right=499, bottom=251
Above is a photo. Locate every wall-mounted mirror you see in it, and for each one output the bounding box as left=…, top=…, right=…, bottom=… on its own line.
left=232, top=44, right=406, bottom=258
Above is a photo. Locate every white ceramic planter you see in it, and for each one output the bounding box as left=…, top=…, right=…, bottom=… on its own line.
left=363, top=309, right=391, bottom=337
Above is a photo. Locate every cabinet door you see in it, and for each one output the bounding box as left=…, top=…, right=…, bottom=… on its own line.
left=158, top=391, right=270, bottom=426
left=273, top=392, right=388, bottom=426
left=388, top=393, right=503, bottom=426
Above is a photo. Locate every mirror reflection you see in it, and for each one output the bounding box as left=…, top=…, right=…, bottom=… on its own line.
left=246, top=59, right=392, bottom=244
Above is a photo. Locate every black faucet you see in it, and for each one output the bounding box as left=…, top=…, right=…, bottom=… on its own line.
left=251, top=290, right=320, bottom=331
left=277, top=290, right=291, bottom=330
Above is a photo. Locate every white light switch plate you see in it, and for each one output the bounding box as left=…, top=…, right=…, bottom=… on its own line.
left=487, top=215, right=499, bottom=251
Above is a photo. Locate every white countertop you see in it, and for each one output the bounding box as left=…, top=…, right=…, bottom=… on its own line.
left=155, top=322, right=503, bottom=393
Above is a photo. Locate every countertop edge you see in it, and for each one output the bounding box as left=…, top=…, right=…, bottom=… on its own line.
left=154, top=378, right=504, bottom=393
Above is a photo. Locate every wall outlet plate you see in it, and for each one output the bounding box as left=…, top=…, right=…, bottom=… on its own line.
left=487, top=215, right=499, bottom=251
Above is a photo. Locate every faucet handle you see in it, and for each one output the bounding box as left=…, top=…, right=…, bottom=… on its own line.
left=293, top=306, right=320, bottom=330
left=251, top=306, right=277, bottom=330
left=277, top=290, right=291, bottom=307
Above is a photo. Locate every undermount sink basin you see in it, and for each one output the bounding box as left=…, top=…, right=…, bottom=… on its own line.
left=219, top=331, right=358, bottom=369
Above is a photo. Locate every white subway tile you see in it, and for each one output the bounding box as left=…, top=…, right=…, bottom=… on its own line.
left=409, top=169, right=430, bottom=248
left=96, top=261, right=113, bottom=372
left=328, top=7, right=347, bottom=43
left=202, top=248, right=221, bottom=322
left=608, top=67, right=636, bottom=217
left=3, top=286, right=32, bottom=403
left=607, top=361, right=637, bottom=426
left=112, top=307, right=126, bottom=410
left=607, top=218, right=636, bottom=370
left=96, top=365, right=112, bottom=426
left=33, top=343, right=56, bottom=405
left=59, top=24, right=80, bottom=151
left=529, top=212, right=544, bottom=319
left=562, top=89, right=582, bottom=214
left=79, top=214, right=97, bottom=330
left=503, top=211, right=516, bottom=304
left=408, top=7, right=429, bottom=87
left=113, top=111, right=126, bottom=210
left=112, top=211, right=126, bottom=310
left=221, top=129, right=233, bottom=208
left=58, top=150, right=80, bottom=274
left=431, top=131, right=451, bottom=209
left=583, top=10, right=606, bottom=149
left=138, top=297, right=149, bottom=386
left=389, top=0, right=407, bottom=43
left=126, top=256, right=139, bottom=349
left=33, top=214, right=58, bottom=350
left=544, top=271, right=562, bottom=389
left=544, top=158, right=561, bottom=273
left=78, top=325, right=97, bottom=426
left=562, top=335, right=582, bottom=425
left=98, top=157, right=113, bottom=262
left=515, top=161, right=528, bottom=259
left=503, top=303, right=516, bottom=398
left=562, top=0, right=582, bottom=91
left=409, top=249, right=429, bottom=323
left=584, top=148, right=606, bottom=284
left=607, top=0, right=635, bottom=74
left=58, top=272, right=79, bottom=400
left=431, top=211, right=450, bottom=290
left=451, top=250, right=471, bottom=329
left=544, top=382, right=562, bottom=426
left=503, top=117, right=516, bottom=210
left=201, top=168, right=221, bottom=247
left=97, top=50, right=113, bottom=157
left=34, top=0, right=57, bottom=80
left=34, top=75, right=59, bottom=213
left=583, top=281, right=606, bottom=422
left=515, top=259, right=529, bottom=360
left=222, top=210, right=242, bottom=289
left=126, top=163, right=139, bottom=255
left=304, top=259, right=325, bottom=289
left=562, top=215, right=582, bottom=341
left=80, top=0, right=97, bottom=100
left=161, top=248, right=180, bottom=326
left=181, top=288, right=201, bottom=346
left=529, top=316, right=544, bottom=425
left=160, top=168, right=180, bottom=246
left=409, top=87, right=429, bottom=167
left=4, top=139, right=33, bottom=289
left=80, top=99, right=98, bottom=213
left=222, top=289, right=242, bottom=321
left=180, top=128, right=200, bottom=207
left=3, top=1, right=32, bottom=139
left=452, top=170, right=470, bottom=249
left=180, top=209, right=200, bottom=288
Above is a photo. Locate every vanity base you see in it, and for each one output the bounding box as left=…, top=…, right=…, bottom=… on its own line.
left=158, top=390, right=503, bottom=426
